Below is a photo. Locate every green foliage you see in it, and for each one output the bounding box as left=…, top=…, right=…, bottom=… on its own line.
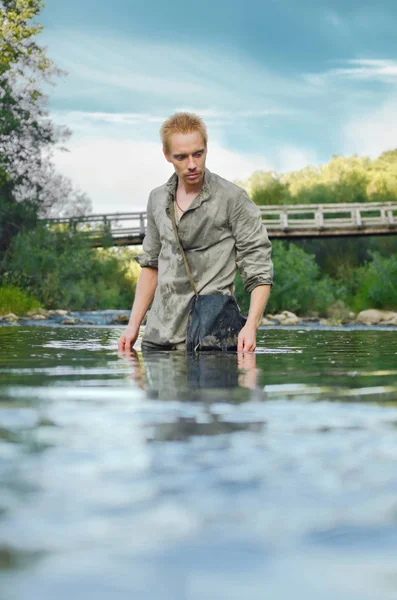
left=233, top=148, right=397, bottom=316
left=293, top=237, right=373, bottom=279
left=236, top=242, right=397, bottom=317
left=243, top=171, right=290, bottom=206
left=268, top=242, right=336, bottom=315
left=0, top=189, right=39, bottom=257
left=238, top=149, right=397, bottom=206
left=352, top=252, right=397, bottom=312
left=235, top=241, right=337, bottom=316
left=0, top=284, right=41, bottom=315
left=3, top=224, right=139, bottom=310
left=0, top=0, right=45, bottom=73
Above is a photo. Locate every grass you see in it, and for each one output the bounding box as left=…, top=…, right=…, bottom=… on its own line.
left=0, top=285, right=41, bottom=316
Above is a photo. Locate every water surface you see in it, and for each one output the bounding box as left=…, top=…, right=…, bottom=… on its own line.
left=1, top=326, right=397, bottom=599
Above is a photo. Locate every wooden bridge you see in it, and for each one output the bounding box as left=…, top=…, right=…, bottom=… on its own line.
left=44, top=202, right=397, bottom=246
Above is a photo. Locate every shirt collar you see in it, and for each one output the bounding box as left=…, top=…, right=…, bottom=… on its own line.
left=166, top=168, right=212, bottom=211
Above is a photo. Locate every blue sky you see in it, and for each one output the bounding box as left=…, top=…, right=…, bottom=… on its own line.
left=40, top=0, right=397, bottom=212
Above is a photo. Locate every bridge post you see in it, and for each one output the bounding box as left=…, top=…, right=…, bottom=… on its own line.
left=139, top=214, right=145, bottom=238
left=387, top=210, right=395, bottom=226
left=315, top=208, right=324, bottom=229
left=281, top=210, right=289, bottom=231
left=381, top=208, right=387, bottom=224
left=354, top=208, right=362, bottom=228
left=103, top=216, right=111, bottom=235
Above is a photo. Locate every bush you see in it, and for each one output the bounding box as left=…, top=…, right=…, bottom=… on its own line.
left=2, top=224, right=139, bottom=310
left=352, top=252, right=397, bottom=312
left=0, top=285, right=41, bottom=315
left=235, top=241, right=337, bottom=316
left=269, top=242, right=337, bottom=315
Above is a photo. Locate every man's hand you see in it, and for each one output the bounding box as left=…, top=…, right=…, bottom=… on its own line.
left=237, top=284, right=271, bottom=352
left=117, top=267, right=158, bottom=353
left=237, top=322, right=257, bottom=352
left=118, top=325, right=140, bottom=352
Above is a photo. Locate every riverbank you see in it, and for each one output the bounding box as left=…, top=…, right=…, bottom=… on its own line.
left=2, top=308, right=397, bottom=328
left=0, top=309, right=132, bottom=326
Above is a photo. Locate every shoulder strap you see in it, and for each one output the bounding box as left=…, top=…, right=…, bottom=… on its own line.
left=169, top=200, right=199, bottom=296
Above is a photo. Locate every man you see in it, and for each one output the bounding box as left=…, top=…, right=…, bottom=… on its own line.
left=118, top=112, right=273, bottom=352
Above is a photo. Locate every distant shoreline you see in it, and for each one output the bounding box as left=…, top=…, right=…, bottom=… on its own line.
left=1, top=308, right=397, bottom=330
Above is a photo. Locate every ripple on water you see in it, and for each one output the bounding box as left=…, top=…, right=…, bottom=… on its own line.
left=1, top=327, right=397, bottom=599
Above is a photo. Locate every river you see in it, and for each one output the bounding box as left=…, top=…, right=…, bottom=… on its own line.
left=1, top=324, right=397, bottom=599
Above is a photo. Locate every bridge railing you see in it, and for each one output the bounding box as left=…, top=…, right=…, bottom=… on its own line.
left=45, top=212, right=147, bottom=240
left=259, top=202, right=397, bottom=231
left=43, top=202, right=397, bottom=244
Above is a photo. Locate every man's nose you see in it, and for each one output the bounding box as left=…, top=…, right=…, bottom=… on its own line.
left=187, top=156, right=196, bottom=170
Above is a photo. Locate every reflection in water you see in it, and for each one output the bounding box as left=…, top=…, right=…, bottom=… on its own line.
left=119, top=349, right=264, bottom=441
left=148, top=415, right=265, bottom=442
left=0, top=546, right=44, bottom=571
left=1, top=327, right=397, bottom=599
left=120, top=349, right=259, bottom=400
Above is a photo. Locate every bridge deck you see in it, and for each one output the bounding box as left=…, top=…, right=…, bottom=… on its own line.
left=43, top=201, right=397, bottom=245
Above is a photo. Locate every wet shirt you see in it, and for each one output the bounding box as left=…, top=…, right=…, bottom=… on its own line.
left=136, top=169, right=273, bottom=346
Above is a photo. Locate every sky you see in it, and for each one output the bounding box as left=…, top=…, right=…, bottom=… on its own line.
left=39, top=0, right=397, bottom=213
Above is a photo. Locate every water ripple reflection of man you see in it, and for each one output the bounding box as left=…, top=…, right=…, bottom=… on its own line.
left=120, top=349, right=259, bottom=400
left=118, top=112, right=273, bottom=353
left=119, top=349, right=265, bottom=441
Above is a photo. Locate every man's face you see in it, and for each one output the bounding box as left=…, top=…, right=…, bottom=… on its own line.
left=164, top=131, right=207, bottom=188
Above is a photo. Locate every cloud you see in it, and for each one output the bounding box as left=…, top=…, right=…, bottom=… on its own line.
left=277, top=146, right=319, bottom=173
left=43, top=28, right=385, bottom=208
left=305, top=59, right=397, bottom=86
left=53, top=108, right=293, bottom=131
left=42, top=29, right=311, bottom=116
left=330, top=59, right=397, bottom=83
left=60, top=112, right=165, bottom=126
left=52, top=137, right=274, bottom=214
left=51, top=104, right=319, bottom=214
left=343, top=101, right=397, bottom=157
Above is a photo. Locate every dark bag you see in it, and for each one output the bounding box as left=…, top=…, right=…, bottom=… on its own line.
left=186, top=294, right=246, bottom=352
left=170, top=201, right=245, bottom=352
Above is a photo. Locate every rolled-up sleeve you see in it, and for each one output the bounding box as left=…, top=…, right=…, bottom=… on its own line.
left=135, top=193, right=161, bottom=269
left=230, top=191, right=273, bottom=294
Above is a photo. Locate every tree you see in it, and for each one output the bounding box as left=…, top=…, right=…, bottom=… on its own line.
left=367, top=149, right=397, bottom=202
left=237, top=170, right=291, bottom=206
left=240, top=152, right=397, bottom=206
left=0, top=0, right=90, bottom=260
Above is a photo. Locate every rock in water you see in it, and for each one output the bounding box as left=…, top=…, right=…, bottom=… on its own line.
left=27, top=308, right=49, bottom=318
left=260, top=317, right=273, bottom=326
left=48, top=310, right=69, bottom=318
left=271, top=311, right=301, bottom=326
left=111, top=314, right=130, bottom=325
left=356, top=309, right=397, bottom=325
left=61, top=318, right=80, bottom=325
left=0, top=313, right=19, bottom=323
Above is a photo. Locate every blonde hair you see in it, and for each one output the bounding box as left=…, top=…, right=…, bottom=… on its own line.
left=160, top=112, right=208, bottom=153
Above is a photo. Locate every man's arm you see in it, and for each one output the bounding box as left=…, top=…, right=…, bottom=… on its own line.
left=238, top=284, right=271, bottom=352
left=119, top=192, right=161, bottom=351
left=118, top=267, right=158, bottom=351
left=228, top=190, right=273, bottom=352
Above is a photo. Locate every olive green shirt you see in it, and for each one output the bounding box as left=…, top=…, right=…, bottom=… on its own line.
left=137, top=169, right=273, bottom=346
